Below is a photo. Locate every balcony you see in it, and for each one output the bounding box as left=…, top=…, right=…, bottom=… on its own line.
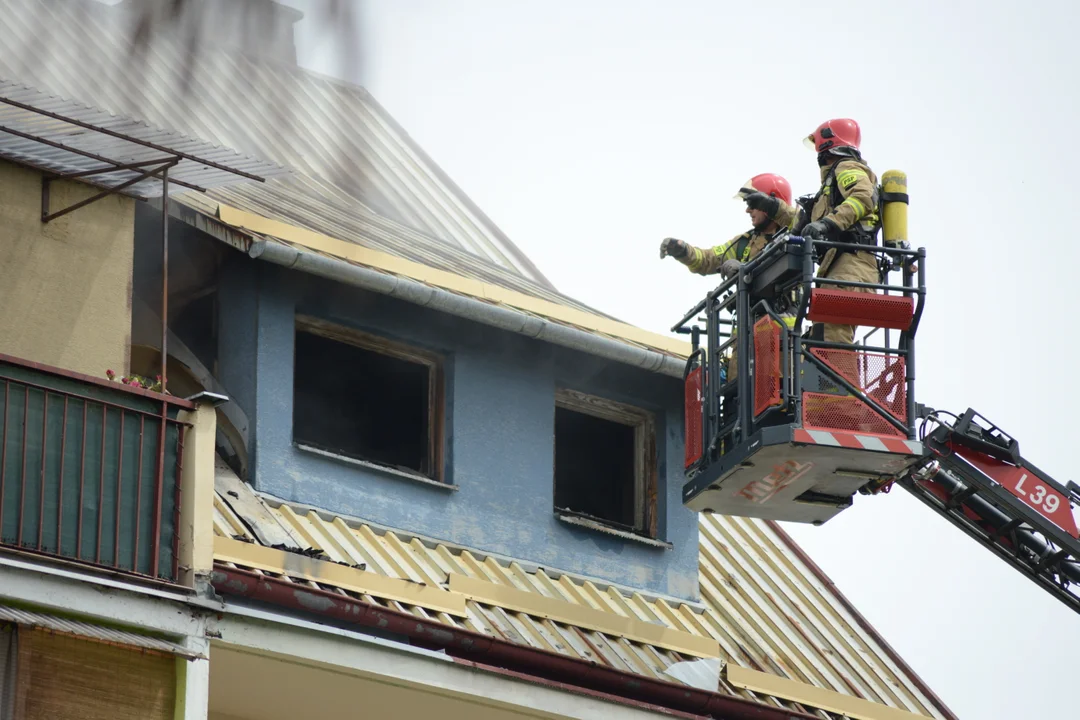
left=0, top=353, right=194, bottom=584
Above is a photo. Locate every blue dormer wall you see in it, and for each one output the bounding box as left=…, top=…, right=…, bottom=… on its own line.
left=218, top=260, right=699, bottom=600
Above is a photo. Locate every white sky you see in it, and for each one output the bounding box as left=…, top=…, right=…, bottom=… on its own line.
left=286, top=2, right=1080, bottom=717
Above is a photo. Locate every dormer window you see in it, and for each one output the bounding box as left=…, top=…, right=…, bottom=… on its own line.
left=553, top=388, right=657, bottom=538
left=292, top=316, right=444, bottom=482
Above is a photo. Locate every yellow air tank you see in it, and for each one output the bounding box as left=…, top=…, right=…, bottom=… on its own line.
left=880, top=170, right=908, bottom=244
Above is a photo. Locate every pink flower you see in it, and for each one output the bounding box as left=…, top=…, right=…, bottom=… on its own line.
left=106, top=369, right=115, bottom=379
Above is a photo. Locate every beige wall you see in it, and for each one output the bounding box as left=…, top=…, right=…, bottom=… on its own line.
left=0, top=160, right=134, bottom=376
left=177, top=402, right=217, bottom=588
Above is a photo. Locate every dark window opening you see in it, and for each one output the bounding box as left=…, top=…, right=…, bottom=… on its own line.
left=553, top=389, right=656, bottom=536
left=554, top=407, right=636, bottom=527
left=293, top=324, right=442, bottom=479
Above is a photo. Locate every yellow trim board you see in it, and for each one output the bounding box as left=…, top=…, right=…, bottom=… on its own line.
left=725, top=665, right=932, bottom=720
left=214, top=536, right=467, bottom=618
left=216, top=204, right=691, bottom=359
left=447, top=573, right=718, bottom=658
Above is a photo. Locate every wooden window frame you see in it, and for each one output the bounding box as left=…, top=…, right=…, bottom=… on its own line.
left=295, top=315, right=446, bottom=483
left=553, top=388, right=658, bottom=538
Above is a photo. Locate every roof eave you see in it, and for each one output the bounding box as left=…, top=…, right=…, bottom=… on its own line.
left=211, top=564, right=820, bottom=720
left=168, top=201, right=687, bottom=378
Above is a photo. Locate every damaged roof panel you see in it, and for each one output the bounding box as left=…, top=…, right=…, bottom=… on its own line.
left=212, top=472, right=948, bottom=720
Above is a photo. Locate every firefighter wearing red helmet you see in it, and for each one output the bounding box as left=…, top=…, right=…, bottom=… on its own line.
left=660, top=174, right=797, bottom=382
left=659, top=173, right=795, bottom=278
left=796, top=118, right=881, bottom=345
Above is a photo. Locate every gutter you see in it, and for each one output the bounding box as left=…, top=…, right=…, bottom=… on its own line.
left=246, top=239, right=686, bottom=379
left=212, top=566, right=817, bottom=720
left=765, top=522, right=957, bottom=720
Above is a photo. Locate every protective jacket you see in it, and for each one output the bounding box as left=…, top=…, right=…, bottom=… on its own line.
left=797, top=158, right=880, bottom=280
left=789, top=158, right=881, bottom=344
left=676, top=203, right=797, bottom=275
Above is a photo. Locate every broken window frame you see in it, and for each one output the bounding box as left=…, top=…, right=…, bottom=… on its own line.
left=294, top=315, right=446, bottom=483
left=553, top=388, right=658, bottom=538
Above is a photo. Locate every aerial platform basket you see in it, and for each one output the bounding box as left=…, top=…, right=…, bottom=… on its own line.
left=673, top=236, right=926, bottom=524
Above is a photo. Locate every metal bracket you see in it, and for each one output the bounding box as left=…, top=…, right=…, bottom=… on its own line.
left=41, top=157, right=180, bottom=223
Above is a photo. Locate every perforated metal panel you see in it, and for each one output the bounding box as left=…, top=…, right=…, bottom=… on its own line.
left=808, top=289, right=915, bottom=330
left=684, top=365, right=704, bottom=468
left=802, top=393, right=905, bottom=437
left=753, top=317, right=782, bottom=418
left=810, top=348, right=907, bottom=422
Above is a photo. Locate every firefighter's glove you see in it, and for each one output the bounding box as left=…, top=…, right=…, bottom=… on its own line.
left=802, top=217, right=839, bottom=241
left=660, top=237, right=689, bottom=260
left=720, top=258, right=742, bottom=278
left=743, top=191, right=780, bottom=218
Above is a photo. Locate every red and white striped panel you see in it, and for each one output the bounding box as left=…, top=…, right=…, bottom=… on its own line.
left=794, top=428, right=922, bottom=455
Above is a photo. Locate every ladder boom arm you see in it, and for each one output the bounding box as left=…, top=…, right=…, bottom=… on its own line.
left=897, top=408, right=1080, bottom=614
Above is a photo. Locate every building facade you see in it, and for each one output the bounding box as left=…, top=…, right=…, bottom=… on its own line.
left=0, top=2, right=955, bottom=719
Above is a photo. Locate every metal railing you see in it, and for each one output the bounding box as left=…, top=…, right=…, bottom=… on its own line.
left=673, top=236, right=926, bottom=475
left=0, top=354, right=193, bottom=583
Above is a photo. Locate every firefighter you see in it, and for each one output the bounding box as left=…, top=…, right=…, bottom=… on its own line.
left=796, top=118, right=880, bottom=346
left=660, top=173, right=795, bottom=278
left=660, top=174, right=796, bottom=384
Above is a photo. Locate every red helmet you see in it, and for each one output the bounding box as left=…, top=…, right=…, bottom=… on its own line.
left=804, top=118, right=861, bottom=155
left=734, top=173, right=792, bottom=205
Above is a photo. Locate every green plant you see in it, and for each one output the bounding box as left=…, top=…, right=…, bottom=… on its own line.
left=105, top=369, right=164, bottom=393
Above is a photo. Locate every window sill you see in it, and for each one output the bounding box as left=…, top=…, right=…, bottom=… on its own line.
left=295, top=444, right=456, bottom=492
left=556, top=513, right=672, bottom=550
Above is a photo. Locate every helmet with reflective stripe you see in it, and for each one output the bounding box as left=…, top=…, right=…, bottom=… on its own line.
left=733, top=173, right=793, bottom=205
left=804, top=118, right=861, bottom=157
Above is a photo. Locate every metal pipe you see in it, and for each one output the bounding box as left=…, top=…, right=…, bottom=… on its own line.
left=56, top=397, right=67, bottom=554
left=248, top=241, right=686, bottom=378
left=161, top=167, right=169, bottom=394
left=905, top=247, right=927, bottom=435
left=765, top=521, right=959, bottom=720
left=0, top=97, right=267, bottom=182
left=808, top=239, right=921, bottom=257
left=96, top=405, right=107, bottom=564
left=801, top=339, right=909, bottom=356
left=134, top=416, right=144, bottom=573
left=736, top=268, right=751, bottom=444
left=0, top=124, right=206, bottom=194
left=37, top=392, right=47, bottom=551
left=42, top=159, right=179, bottom=223
left=18, top=387, right=28, bottom=544
left=802, top=353, right=910, bottom=435
left=0, top=380, right=7, bottom=533
left=814, top=278, right=922, bottom=293
left=706, top=297, right=720, bottom=463
left=77, top=401, right=86, bottom=557
left=152, top=166, right=170, bottom=579
left=211, top=566, right=819, bottom=720
left=114, top=412, right=124, bottom=567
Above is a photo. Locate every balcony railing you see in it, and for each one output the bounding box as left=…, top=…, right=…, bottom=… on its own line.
left=0, top=354, right=193, bottom=583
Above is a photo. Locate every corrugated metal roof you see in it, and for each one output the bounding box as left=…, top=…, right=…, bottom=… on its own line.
left=0, top=79, right=288, bottom=197
left=179, top=176, right=612, bottom=317
left=212, top=478, right=945, bottom=720
left=0, top=604, right=200, bottom=658
left=0, top=0, right=552, bottom=288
